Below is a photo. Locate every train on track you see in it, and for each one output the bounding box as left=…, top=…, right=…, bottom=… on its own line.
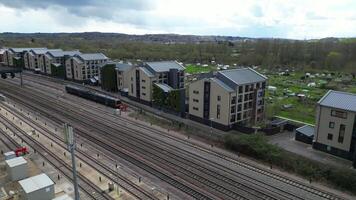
left=65, top=84, right=121, bottom=108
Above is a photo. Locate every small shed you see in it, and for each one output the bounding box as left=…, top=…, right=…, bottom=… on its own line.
left=5, top=156, right=28, bottom=181
left=19, top=173, right=55, bottom=200
left=270, top=118, right=288, bottom=132
left=295, top=125, right=314, bottom=144
left=4, top=151, right=16, bottom=160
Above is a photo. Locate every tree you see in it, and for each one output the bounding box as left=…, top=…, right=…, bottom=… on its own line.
left=325, top=51, right=344, bottom=69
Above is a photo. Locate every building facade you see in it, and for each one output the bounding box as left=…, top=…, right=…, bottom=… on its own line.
left=313, top=90, right=356, bottom=164
left=25, top=49, right=61, bottom=72
left=44, top=50, right=81, bottom=75
left=127, top=61, right=185, bottom=104
left=115, top=63, right=133, bottom=92
left=4, top=48, right=46, bottom=67
left=188, top=68, right=267, bottom=130
left=65, top=53, right=108, bottom=82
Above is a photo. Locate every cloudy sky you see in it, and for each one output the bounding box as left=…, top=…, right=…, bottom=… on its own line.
left=0, top=0, right=355, bottom=39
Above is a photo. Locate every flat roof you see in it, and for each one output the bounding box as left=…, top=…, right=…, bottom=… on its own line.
left=296, top=125, right=315, bottom=137
left=52, top=194, right=73, bottom=200
left=318, top=90, right=356, bottom=112
left=5, top=156, right=27, bottom=167
left=19, top=173, right=54, bottom=194
left=4, top=151, right=15, bottom=156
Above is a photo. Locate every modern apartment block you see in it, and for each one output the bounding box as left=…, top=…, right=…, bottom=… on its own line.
left=24, top=49, right=62, bottom=72
left=4, top=47, right=46, bottom=67
left=313, top=90, right=356, bottom=164
left=65, top=53, right=108, bottom=82
left=44, top=50, right=81, bottom=75
left=188, top=68, right=267, bottom=130
left=127, top=61, right=185, bottom=104
left=115, top=63, right=134, bottom=93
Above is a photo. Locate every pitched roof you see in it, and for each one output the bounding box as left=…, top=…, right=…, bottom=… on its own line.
left=211, top=78, right=234, bottom=92
left=318, top=90, right=356, bottom=112
left=48, top=50, right=81, bottom=57
left=115, top=63, right=133, bottom=71
left=10, top=47, right=46, bottom=53
left=218, top=68, right=267, bottom=86
left=154, top=83, right=173, bottom=93
left=145, top=61, right=185, bottom=73
left=140, top=66, right=154, bottom=77
left=78, top=53, right=108, bottom=61
left=32, top=49, right=62, bottom=55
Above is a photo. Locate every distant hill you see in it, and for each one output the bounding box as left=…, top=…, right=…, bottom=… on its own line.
left=0, top=32, right=251, bottom=44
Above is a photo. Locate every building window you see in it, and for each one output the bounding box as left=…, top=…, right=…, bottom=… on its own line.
left=217, top=95, right=221, bottom=101
left=142, top=79, right=146, bottom=83
left=142, top=86, right=146, bottom=89
left=231, top=106, right=236, bottom=114
left=230, top=114, right=236, bottom=122
left=245, top=85, right=249, bottom=92
left=329, top=122, right=335, bottom=129
left=338, top=124, right=345, bottom=143
left=231, top=96, right=236, bottom=104
left=131, top=84, right=133, bottom=94
left=216, top=105, right=221, bottom=119
left=237, top=104, right=242, bottom=112
left=193, top=99, right=199, bottom=103
left=131, top=77, right=133, bottom=81
left=142, top=93, right=146, bottom=96
left=238, top=95, right=243, bottom=103
left=237, top=113, right=241, bottom=120
left=327, top=133, right=333, bottom=141
left=331, top=110, right=347, bottom=119
left=239, top=86, right=243, bottom=93
left=193, top=107, right=199, bottom=111
left=193, top=90, right=199, bottom=94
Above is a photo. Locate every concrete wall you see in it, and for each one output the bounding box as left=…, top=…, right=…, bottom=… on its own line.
left=24, top=185, right=55, bottom=200
left=127, top=67, right=153, bottom=102
left=315, top=105, right=354, bottom=152
left=188, top=79, right=204, bottom=118
left=209, top=80, right=231, bottom=126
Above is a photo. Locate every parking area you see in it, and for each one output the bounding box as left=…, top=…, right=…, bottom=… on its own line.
left=267, top=130, right=353, bottom=169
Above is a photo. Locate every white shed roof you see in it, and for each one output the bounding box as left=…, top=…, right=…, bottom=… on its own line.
left=19, top=173, right=54, bottom=194
left=52, top=194, right=73, bottom=200
left=5, top=156, right=27, bottom=168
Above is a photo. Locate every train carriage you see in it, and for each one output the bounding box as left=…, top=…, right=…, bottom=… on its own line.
left=65, top=85, right=120, bottom=108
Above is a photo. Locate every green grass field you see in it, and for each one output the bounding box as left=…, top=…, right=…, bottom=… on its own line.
left=265, top=71, right=356, bottom=124
left=185, top=64, right=216, bottom=74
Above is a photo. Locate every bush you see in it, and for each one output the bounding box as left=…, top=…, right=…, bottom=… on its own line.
left=224, top=133, right=356, bottom=194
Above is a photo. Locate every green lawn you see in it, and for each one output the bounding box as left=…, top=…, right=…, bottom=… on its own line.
left=185, top=64, right=216, bottom=74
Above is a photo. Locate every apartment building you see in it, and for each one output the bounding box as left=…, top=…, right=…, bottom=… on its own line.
left=313, top=90, right=356, bottom=164
left=65, top=53, right=108, bottom=82
left=127, top=61, right=185, bottom=104
left=115, top=63, right=134, bottom=93
left=189, top=68, right=267, bottom=130
left=24, top=49, right=61, bottom=72
left=44, top=50, right=81, bottom=75
left=4, top=47, right=46, bottom=67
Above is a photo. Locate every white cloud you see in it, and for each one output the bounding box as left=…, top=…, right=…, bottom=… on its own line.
left=0, top=0, right=355, bottom=39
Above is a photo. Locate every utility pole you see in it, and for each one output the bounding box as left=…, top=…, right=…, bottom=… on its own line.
left=64, top=123, right=80, bottom=200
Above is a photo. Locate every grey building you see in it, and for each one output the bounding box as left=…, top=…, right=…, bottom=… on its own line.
left=5, top=156, right=28, bottom=181
left=313, top=90, right=356, bottom=166
left=44, top=50, right=81, bottom=76
left=19, top=173, right=55, bottom=200
left=189, top=68, right=267, bottom=130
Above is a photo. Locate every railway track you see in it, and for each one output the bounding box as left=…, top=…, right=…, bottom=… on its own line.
left=19, top=76, right=346, bottom=200
left=0, top=102, right=159, bottom=200
left=0, top=113, right=113, bottom=200
left=0, top=79, right=346, bottom=200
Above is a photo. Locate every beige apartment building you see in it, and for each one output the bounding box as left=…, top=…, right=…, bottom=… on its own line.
left=313, top=90, right=356, bottom=164
left=25, top=49, right=61, bottom=72
left=127, top=61, right=185, bottom=105
left=4, top=48, right=46, bottom=67
left=65, top=53, right=108, bottom=82
left=44, top=50, right=81, bottom=75
left=189, top=68, right=267, bottom=130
